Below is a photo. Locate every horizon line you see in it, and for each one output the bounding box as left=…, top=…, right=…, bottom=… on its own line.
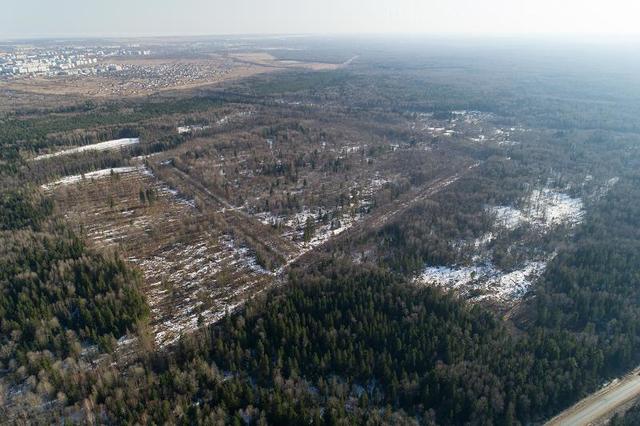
left=2, top=31, right=640, bottom=43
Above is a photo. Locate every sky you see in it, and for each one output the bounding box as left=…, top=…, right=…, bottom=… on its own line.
left=3, top=0, right=640, bottom=39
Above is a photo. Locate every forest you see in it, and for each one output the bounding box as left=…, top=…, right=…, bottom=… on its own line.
left=37, top=164, right=640, bottom=424
left=3, top=38, right=640, bottom=424
left=0, top=189, right=148, bottom=418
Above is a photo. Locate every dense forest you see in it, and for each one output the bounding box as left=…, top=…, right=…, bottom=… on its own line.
left=0, top=189, right=148, bottom=417
left=533, top=174, right=640, bottom=374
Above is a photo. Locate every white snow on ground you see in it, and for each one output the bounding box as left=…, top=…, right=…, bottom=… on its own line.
left=416, top=260, right=548, bottom=303
left=490, top=206, right=526, bottom=230
left=415, top=186, right=584, bottom=304
left=40, top=166, right=144, bottom=190
left=284, top=209, right=321, bottom=229
left=294, top=177, right=390, bottom=248
left=178, top=111, right=252, bottom=133
left=259, top=208, right=361, bottom=251
left=255, top=211, right=281, bottom=226
left=285, top=178, right=388, bottom=247
left=256, top=176, right=388, bottom=246
left=526, top=189, right=584, bottom=227
left=490, top=188, right=584, bottom=230
left=591, top=176, right=620, bottom=200
left=221, top=236, right=271, bottom=275
left=217, top=111, right=252, bottom=126
left=45, top=164, right=267, bottom=347
left=341, top=145, right=364, bottom=154
left=473, top=232, right=495, bottom=248
left=414, top=110, right=526, bottom=148
left=417, top=265, right=485, bottom=289
left=488, top=261, right=548, bottom=301
left=262, top=177, right=391, bottom=277
left=42, top=165, right=196, bottom=208
left=32, top=138, right=140, bottom=161
left=133, top=152, right=159, bottom=160
left=304, top=214, right=360, bottom=248
left=178, top=125, right=210, bottom=134
left=132, top=233, right=271, bottom=347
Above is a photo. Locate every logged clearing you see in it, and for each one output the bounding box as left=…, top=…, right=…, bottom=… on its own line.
left=45, top=166, right=274, bottom=346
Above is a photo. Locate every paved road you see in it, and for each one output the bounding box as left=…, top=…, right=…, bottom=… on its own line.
left=546, top=368, right=640, bottom=425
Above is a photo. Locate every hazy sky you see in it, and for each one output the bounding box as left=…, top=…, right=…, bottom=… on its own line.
left=3, top=0, right=640, bottom=39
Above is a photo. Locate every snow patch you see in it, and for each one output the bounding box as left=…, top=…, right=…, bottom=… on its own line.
left=416, top=260, right=548, bottom=302
left=490, top=188, right=584, bottom=230
left=178, top=125, right=210, bottom=134
left=416, top=187, right=581, bottom=304
left=490, top=206, right=525, bottom=230
left=41, top=166, right=143, bottom=190
left=32, top=138, right=140, bottom=161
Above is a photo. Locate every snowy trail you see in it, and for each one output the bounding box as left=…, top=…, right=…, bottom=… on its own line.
left=32, top=138, right=140, bottom=161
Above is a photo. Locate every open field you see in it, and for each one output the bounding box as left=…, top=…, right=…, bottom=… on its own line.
left=227, top=52, right=343, bottom=71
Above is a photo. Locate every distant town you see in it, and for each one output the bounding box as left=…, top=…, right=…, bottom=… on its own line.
left=0, top=39, right=337, bottom=98
left=0, top=45, right=150, bottom=77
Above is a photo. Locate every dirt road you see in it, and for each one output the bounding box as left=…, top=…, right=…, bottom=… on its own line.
left=546, top=368, right=640, bottom=425
left=288, top=162, right=480, bottom=272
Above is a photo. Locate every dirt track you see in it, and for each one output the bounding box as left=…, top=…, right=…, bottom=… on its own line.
left=288, top=162, right=480, bottom=271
